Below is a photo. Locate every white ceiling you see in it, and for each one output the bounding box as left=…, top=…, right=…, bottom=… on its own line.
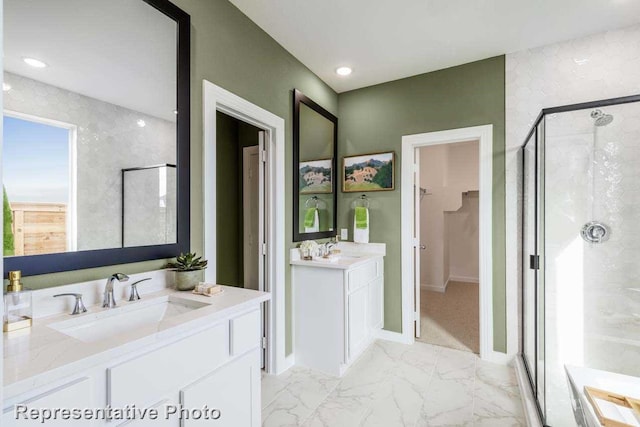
left=4, top=0, right=177, bottom=121
left=229, top=0, right=640, bottom=93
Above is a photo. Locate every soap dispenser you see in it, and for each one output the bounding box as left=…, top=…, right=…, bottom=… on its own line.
left=3, top=270, right=33, bottom=332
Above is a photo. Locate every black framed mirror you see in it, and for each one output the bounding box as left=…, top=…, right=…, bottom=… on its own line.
left=292, top=89, right=338, bottom=242
left=2, top=0, right=190, bottom=276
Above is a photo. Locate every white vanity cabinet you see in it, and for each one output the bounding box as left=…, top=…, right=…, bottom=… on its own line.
left=292, top=254, right=384, bottom=377
left=3, top=288, right=267, bottom=427
left=2, top=377, right=94, bottom=426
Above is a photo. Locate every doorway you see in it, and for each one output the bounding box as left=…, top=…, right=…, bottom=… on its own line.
left=215, top=111, right=267, bottom=368
left=401, top=125, right=504, bottom=363
left=203, top=80, right=287, bottom=375
left=416, top=141, right=480, bottom=353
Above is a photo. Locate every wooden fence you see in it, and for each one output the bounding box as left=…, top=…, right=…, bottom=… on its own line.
left=11, top=202, right=67, bottom=256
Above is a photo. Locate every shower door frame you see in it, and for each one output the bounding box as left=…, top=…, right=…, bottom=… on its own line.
left=518, top=93, right=640, bottom=427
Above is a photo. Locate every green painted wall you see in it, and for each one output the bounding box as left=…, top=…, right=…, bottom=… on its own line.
left=337, top=56, right=507, bottom=352
left=6, top=0, right=507, bottom=354
left=13, top=0, right=339, bottom=356
left=216, top=111, right=260, bottom=287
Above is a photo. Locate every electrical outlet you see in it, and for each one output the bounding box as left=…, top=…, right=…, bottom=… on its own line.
left=340, top=228, right=348, bottom=240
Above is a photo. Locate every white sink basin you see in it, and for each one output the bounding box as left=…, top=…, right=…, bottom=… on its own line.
left=49, top=295, right=208, bottom=343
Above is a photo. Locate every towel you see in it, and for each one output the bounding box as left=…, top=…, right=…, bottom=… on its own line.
left=304, top=208, right=319, bottom=233
left=355, top=206, right=368, bottom=229
left=353, top=207, right=369, bottom=243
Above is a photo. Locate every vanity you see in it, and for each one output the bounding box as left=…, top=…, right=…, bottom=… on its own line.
left=291, top=243, right=385, bottom=377
left=3, top=272, right=269, bottom=426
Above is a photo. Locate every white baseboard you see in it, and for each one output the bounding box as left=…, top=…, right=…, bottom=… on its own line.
left=448, top=275, right=479, bottom=284
left=281, top=353, right=295, bottom=373
left=481, top=350, right=515, bottom=365
left=377, top=329, right=412, bottom=344
left=421, top=283, right=446, bottom=293
left=514, top=357, right=543, bottom=427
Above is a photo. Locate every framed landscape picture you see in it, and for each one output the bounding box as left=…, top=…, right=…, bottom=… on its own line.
left=343, top=151, right=395, bottom=192
left=299, top=159, right=333, bottom=194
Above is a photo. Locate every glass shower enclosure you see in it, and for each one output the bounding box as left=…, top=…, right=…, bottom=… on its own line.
left=122, top=164, right=177, bottom=247
left=520, top=95, right=640, bottom=426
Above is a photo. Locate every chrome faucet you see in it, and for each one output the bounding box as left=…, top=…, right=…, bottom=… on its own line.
left=321, top=240, right=337, bottom=256
left=128, top=278, right=151, bottom=301
left=54, top=293, right=87, bottom=315
left=103, top=273, right=129, bottom=308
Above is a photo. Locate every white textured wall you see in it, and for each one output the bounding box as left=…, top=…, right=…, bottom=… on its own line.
left=505, top=24, right=640, bottom=426
left=447, top=192, right=479, bottom=281
left=420, top=141, right=479, bottom=290
left=3, top=72, right=175, bottom=251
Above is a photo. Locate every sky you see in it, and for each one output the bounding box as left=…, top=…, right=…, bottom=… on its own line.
left=3, top=115, right=70, bottom=204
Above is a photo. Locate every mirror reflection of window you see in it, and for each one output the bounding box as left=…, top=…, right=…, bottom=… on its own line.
left=2, top=114, right=75, bottom=256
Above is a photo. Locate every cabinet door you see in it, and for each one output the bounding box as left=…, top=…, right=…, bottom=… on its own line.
left=180, top=350, right=260, bottom=427
left=117, top=399, right=179, bottom=427
left=2, top=377, right=92, bottom=427
left=368, top=277, right=384, bottom=330
left=348, top=285, right=369, bottom=360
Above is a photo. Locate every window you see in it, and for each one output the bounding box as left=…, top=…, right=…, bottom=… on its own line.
left=2, top=113, right=76, bottom=256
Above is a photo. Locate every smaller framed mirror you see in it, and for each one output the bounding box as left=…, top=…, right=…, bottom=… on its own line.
left=292, top=89, right=338, bottom=242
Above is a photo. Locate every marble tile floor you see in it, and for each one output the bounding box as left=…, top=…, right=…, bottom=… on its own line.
left=261, top=340, right=526, bottom=427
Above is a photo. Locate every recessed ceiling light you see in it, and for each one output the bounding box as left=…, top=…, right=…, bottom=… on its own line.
left=574, top=58, right=589, bottom=66
left=23, top=57, right=47, bottom=68
left=137, top=119, right=146, bottom=128
left=336, top=67, right=352, bottom=76
left=173, top=110, right=178, bottom=115
left=2, top=83, right=11, bottom=92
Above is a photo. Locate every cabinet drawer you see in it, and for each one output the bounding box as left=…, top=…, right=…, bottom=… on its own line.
left=3, top=377, right=92, bottom=426
left=108, top=323, right=228, bottom=409
left=347, top=260, right=379, bottom=292
left=230, top=309, right=261, bottom=356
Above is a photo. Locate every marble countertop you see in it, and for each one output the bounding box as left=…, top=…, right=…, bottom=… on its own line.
left=290, top=253, right=383, bottom=270
left=4, top=285, right=270, bottom=398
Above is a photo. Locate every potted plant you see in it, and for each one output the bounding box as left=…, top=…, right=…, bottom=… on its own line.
left=166, top=252, right=208, bottom=291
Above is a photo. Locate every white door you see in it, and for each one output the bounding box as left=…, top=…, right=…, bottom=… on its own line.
left=413, top=148, right=421, bottom=338
left=243, top=145, right=260, bottom=291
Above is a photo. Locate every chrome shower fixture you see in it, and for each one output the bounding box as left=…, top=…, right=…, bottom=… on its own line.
left=590, top=109, right=613, bottom=127
left=581, top=221, right=610, bottom=244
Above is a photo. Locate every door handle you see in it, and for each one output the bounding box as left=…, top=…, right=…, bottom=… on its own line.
left=419, top=245, right=426, bottom=250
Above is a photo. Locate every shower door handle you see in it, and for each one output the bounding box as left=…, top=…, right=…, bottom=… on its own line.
left=529, top=255, right=540, bottom=270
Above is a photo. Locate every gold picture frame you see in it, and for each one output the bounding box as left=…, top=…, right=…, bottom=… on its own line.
left=343, top=151, right=395, bottom=192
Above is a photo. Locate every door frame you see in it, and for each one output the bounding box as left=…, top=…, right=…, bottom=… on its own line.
left=203, top=81, right=286, bottom=374
left=401, top=124, right=509, bottom=363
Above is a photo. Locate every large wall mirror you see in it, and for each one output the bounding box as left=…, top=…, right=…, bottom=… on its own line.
left=292, top=89, right=337, bottom=241
left=2, top=0, right=190, bottom=276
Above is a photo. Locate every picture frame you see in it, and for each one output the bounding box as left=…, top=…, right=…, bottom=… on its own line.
left=299, top=158, right=333, bottom=194
left=343, top=151, right=395, bottom=192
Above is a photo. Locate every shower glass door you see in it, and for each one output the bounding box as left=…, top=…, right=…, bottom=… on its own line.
left=521, top=96, right=640, bottom=426
left=521, top=119, right=546, bottom=418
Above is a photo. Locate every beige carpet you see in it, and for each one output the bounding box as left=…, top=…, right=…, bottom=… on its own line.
left=417, top=281, right=479, bottom=353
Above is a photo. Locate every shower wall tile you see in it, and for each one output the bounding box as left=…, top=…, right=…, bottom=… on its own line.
left=505, top=23, right=640, bottom=353
left=4, top=72, right=176, bottom=251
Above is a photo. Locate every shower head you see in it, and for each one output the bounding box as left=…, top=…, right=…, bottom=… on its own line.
left=590, top=109, right=613, bottom=127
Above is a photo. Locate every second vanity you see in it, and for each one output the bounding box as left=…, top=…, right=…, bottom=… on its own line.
left=3, top=271, right=269, bottom=426
left=291, top=242, right=385, bottom=377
